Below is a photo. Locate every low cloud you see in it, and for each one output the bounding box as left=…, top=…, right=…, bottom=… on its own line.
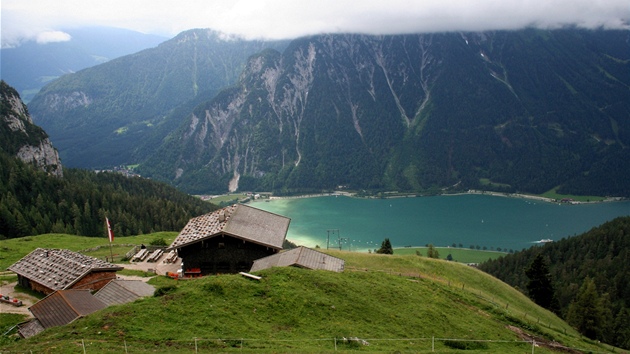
left=36, top=31, right=72, bottom=44
left=2, top=0, right=629, bottom=47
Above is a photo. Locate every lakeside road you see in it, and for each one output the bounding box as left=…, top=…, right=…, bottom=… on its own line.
left=266, top=190, right=554, bottom=202
left=258, top=190, right=623, bottom=204
left=464, top=190, right=555, bottom=203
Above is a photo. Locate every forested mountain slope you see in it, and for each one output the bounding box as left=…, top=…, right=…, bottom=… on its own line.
left=140, top=29, right=630, bottom=195
left=479, top=216, right=630, bottom=348
left=1, top=82, right=216, bottom=239
left=0, top=156, right=216, bottom=239
left=27, top=29, right=288, bottom=168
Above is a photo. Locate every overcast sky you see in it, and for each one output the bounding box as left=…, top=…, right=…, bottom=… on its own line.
left=3, top=0, right=629, bottom=48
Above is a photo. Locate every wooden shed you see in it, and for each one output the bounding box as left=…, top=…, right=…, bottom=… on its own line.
left=167, top=204, right=290, bottom=276
left=94, top=280, right=155, bottom=306
left=8, top=248, right=123, bottom=295
left=250, top=246, right=345, bottom=273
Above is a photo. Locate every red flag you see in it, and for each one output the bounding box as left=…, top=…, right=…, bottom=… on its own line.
left=106, top=217, right=114, bottom=243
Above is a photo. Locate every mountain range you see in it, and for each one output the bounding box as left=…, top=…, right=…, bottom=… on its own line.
left=27, top=29, right=630, bottom=196
left=1, top=27, right=166, bottom=103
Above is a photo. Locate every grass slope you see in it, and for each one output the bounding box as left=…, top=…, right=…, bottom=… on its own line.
left=1, top=239, right=616, bottom=353
left=0, top=233, right=178, bottom=270
left=393, top=247, right=506, bottom=263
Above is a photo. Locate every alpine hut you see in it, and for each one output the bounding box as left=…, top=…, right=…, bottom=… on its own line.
left=167, top=204, right=290, bottom=276
left=8, top=248, right=123, bottom=295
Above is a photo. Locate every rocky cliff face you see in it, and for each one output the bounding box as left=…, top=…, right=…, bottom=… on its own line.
left=1, top=81, right=63, bottom=177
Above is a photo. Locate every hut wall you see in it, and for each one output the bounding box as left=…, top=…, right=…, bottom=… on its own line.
left=28, top=280, right=54, bottom=295
left=178, top=235, right=278, bottom=275
left=16, top=274, right=31, bottom=289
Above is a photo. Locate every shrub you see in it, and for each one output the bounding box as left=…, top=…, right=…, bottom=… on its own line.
left=154, top=285, right=177, bottom=297
left=203, top=283, right=225, bottom=295
left=443, top=339, right=488, bottom=350
left=150, top=237, right=168, bottom=246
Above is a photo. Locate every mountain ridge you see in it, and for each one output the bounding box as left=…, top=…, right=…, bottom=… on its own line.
left=140, top=29, right=630, bottom=195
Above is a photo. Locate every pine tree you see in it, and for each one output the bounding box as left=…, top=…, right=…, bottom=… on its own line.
left=525, top=254, right=559, bottom=312
left=377, top=238, right=393, bottom=254
left=613, top=307, right=630, bottom=349
left=566, top=277, right=608, bottom=341
left=427, top=244, right=440, bottom=259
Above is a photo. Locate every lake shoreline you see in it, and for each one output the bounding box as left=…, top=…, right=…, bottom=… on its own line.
left=264, top=190, right=625, bottom=205
left=252, top=191, right=630, bottom=253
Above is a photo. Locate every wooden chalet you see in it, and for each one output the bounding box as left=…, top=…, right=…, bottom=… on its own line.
left=8, top=248, right=123, bottom=295
left=167, top=204, right=290, bottom=276
left=250, top=246, right=345, bottom=273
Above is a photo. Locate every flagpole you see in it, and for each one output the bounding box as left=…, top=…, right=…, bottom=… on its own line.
left=106, top=217, right=114, bottom=262
left=109, top=237, right=114, bottom=263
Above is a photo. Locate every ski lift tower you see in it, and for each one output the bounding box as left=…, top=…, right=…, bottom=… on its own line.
left=326, top=229, right=339, bottom=250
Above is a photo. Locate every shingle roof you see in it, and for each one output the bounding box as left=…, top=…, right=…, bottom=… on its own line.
left=29, top=289, right=106, bottom=329
left=17, top=319, right=45, bottom=338
left=168, top=204, right=290, bottom=250
left=7, top=248, right=123, bottom=291
left=94, top=280, right=155, bottom=306
left=250, top=247, right=345, bottom=273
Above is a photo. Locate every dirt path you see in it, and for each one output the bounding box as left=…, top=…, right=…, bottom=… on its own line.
left=0, top=281, right=37, bottom=317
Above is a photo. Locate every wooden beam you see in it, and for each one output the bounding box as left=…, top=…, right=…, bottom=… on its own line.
left=238, top=272, right=262, bottom=281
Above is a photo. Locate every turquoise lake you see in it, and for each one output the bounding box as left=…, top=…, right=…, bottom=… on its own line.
left=250, top=194, right=630, bottom=252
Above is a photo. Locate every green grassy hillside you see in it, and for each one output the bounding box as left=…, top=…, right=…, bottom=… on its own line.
left=394, top=247, right=506, bottom=263
left=0, top=233, right=178, bottom=270
left=1, top=235, right=618, bottom=353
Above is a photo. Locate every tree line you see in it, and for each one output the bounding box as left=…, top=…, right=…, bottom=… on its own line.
left=0, top=151, right=217, bottom=239
left=478, top=216, right=630, bottom=349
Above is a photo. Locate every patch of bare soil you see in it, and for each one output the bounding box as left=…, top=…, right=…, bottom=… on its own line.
left=0, top=281, right=37, bottom=317
left=507, top=325, right=582, bottom=353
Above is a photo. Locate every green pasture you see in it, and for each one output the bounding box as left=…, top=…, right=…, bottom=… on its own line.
left=0, top=232, right=178, bottom=270
left=540, top=187, right=607, bottom=202
left=394, top=247, right=507, bottom=263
